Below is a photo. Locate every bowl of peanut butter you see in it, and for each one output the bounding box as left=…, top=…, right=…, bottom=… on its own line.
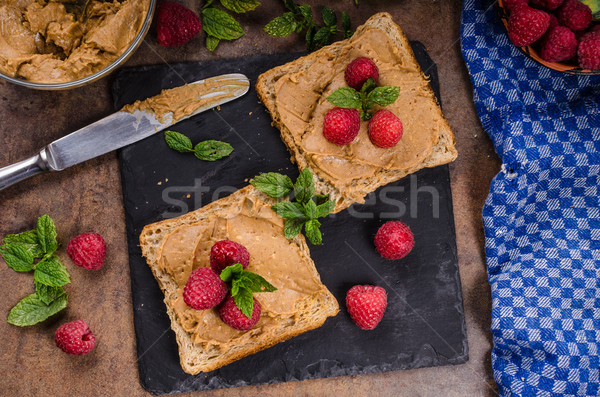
left=0, top=0, right=155, bottom=89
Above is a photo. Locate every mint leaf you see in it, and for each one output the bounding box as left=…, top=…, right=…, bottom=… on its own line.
left=283, top=0, right=299, bottom=13
left=251, top=172, right=294, bottom=198
left=316, top=199, right=335, bottom=218
left=305, top=24, right=316, bottom=51
left=3, top=230, right=44, bottom=259
left=193, top=140, right=233, bottom=161
left=367, top=86, right=400, bottom=108
left=232, top=287, right=254, bottom=318
left=299, top=4, right=312, bottom=25
left=284, top=218, right=304, bottom=239
left=271, top=201, right=306, bottom=220
left=202, top=7, right=244, bottom=40
left=220, top=263, right=244, bottom=282
left=312, top=194, right=330, bottom=206
left=219, top=0, right=260, bottom=13
left=304, top=199, right=318, bottom=219
left=361, top=77, right=378, bottom=95
left=36, top=215, right=58, bottom=255
left=1, top=244, right=34, bottom=272
left=312, top=25, right=330, bottom=50
left=243, top=272, right=277, bottom=293
left=7, top=292, right=68, bottom=326
left=294, top=168, right=315, bottom=204
left=35, top=282, right=65, bottom=305
left=322, top=6, right=336, bottom=27
left=264, top=12, right=297, bottom=37
left=206, top=35, right=220, bottom=51
left=326, top=86, right=362, bottom=109
left=34, top=256, right=70, bottom=287
left=342, top=11, right=352, bottom=38
left=304, top=219, right=322, bottom=245
left=165, top=130, right=193, bottom=153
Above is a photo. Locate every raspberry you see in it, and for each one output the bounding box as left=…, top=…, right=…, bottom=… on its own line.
left=374, top=221, right=415, bottom=260
left=344, top=57, right=379, bottom=90
left=557, top=0, right=592, bottom=32
left=218, top=295, right=261, bottom=330
left=210, top=240, right=250, bottom=274
left=503, top=0, right=528, bottom=10
left=183, top=267, right=228, bottom=310
left=156, top=1, right=202, bottom=47
left=66, top=232, right=106, bottom=270
left=548, top=14, right=560, bottom=29
left=322, top=107, right=361, bottom=145
left=367, top=109, right=403, bottom=148
left=530, top=0, right=565, bottom=10
left=578, top=31, right=600, bottom=70
left=507, top=4, right=551, bottom=47
left=55, top=320, right=96, bottom=355
left=346, top=285, right=387, bottom=330
left=539, top=26, right=578, bottom=62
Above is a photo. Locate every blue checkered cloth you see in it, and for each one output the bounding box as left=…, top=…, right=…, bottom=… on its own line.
left=460, top=1, right=600, bottom=395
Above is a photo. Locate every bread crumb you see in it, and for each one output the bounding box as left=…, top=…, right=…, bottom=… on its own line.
left=186, top=194, right=191, bottom=198
left=249, top=111, right=253, bottom=116
left=165, top=178, right=169, bottom=182
left=157, top=181, right=162, bottom=185
left=217, top=105, right=221, bottom=111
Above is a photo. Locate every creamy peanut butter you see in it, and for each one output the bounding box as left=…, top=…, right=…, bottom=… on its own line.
left=157, top=194, right=327, bottom=351
left=274, top=28, right=446, bottom=188
left=0, top=0, right=150, bottom=84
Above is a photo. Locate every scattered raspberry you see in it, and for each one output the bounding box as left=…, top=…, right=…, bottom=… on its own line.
left=183, top=267, right=228, bottom=310
left=367, top=109, right=403, bottom=148
left=374, top=221, right=415, bottom=260
left=578, top=31, right=600, bottom=70
left=218, top=295, right=261, bottom=330
left=210, top=240, right=250, bottom=274
left=55, top=320, right=96, bottom=355
left=548, top=14, right=560, bottom=29
left=507, top=5, right=551, bottom=47
left=539, top=26, right=578, bottom=62
left=503, top=0, right=528, bottom=10
left=557, top=0, right=592, bottom=32
left=66, top=232, right=106, bottom=270
left=530, top=0, right=565, bottom=10
left=344, top=57, right=379, bottom=90
left=346, top=285, right=387, bottom=330
left=156, top=1, right=202, bottom=47
left=323, top=107, right=361, bottom=145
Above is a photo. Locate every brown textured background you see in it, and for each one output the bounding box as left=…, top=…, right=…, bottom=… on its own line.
left=0, top=1, right=501, bottom=395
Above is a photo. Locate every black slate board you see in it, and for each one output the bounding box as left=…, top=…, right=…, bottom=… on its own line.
left=112, top=43, right=468, bottom=395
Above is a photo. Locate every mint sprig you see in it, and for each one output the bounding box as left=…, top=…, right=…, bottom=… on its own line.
left=164, top=130, right=233, bottom=161
left=1, top=215, right=70, bottom=326
left=220, top=263, right=277, bottom=318
left=200, top=0, right=257, bottom=52
left=327, top=78, right=400, bottom=121
left=251, top=169, right=334, bottom=245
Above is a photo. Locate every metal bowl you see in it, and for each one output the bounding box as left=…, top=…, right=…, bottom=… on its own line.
left=0, top=0, right=156, bottom=90
left=497, top=0, right=600, bottom=76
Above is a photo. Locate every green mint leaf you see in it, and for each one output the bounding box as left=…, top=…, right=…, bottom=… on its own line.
left=264, top=12, right=297, bottom=37
left=312, top=25, right=330, bottom=50
left=220, top=263, right=244, bottom=283
left=271, top=201, right=307, bottom=220
left=35, top=282, right=65, bottom=305
left=283, top=218, right=304, bottom=239
left=305, top=24, right=316, bottom=51
left=321, top=6, right=336, bottom=27
left=202, top=7, right=245, bottom=40
left=367, top=86, right=400, bottom=108
left=303, top=199, right=318, bottom=219
left=1, top=244, right=34, bottom=272
left=232, top=287, right=254, bottom=318
left=326, top=86, right=362, bottom=109
left=312, top=194, right=330, bottom=206
left=316, top=199, right=336, bottom=218
left=206, top=35, right=220, bottom=51
left=219, top=0, right=260, bottom=13
left=304, top=219, right=322, bottom=245
left=193, top=140, right=233, bottom=161
left=3, top=230, right=44, bottom=259
left=36, top=215, right=58, bottom=255
left=251, top=172, right=294, bottom=198
left=241, top=271, right=277, bottom=293
left=361, top=77, right=378, bottom=95
left=294, top=168, right=315, bottom=204
left=34, top=256, right=70, bottom=287
left=7, top=292, right=68, bottom=327
left=342, top=11, right=352, bottom=38
left=231, top=282, right=239, bottom=296
left=299, top=4, right=312, bottom=25
left=282, top=0, right=299, bottom=13
left=165, top=130, right=193, bottom=153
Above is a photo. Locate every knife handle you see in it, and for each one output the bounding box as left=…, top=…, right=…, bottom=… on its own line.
left=0, top=149, right=50, bottom=191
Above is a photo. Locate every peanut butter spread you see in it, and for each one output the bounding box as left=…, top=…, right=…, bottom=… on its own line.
left=274, top=28, right=445, bottom=187
left=0, top=0, right=149, bottom=84
left=157, top=194, right=326, bottom=351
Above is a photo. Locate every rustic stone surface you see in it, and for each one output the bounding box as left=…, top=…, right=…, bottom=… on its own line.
left=0, top=1, right=500, bottom=395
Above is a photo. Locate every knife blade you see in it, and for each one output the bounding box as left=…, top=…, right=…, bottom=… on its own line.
left=0, top=73, right=250, bottom=191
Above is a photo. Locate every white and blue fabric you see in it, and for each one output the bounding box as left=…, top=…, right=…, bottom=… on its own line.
left=461, top=1, right=600, bottom=395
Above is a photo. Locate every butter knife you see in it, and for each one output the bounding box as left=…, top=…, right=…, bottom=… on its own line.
left=0, top=73, right=250, bottom=191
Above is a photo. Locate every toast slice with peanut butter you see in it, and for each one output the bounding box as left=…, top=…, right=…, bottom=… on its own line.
left=139, top=185, right=339, bottom=374
left=256, top=12, right=457, bottom=213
